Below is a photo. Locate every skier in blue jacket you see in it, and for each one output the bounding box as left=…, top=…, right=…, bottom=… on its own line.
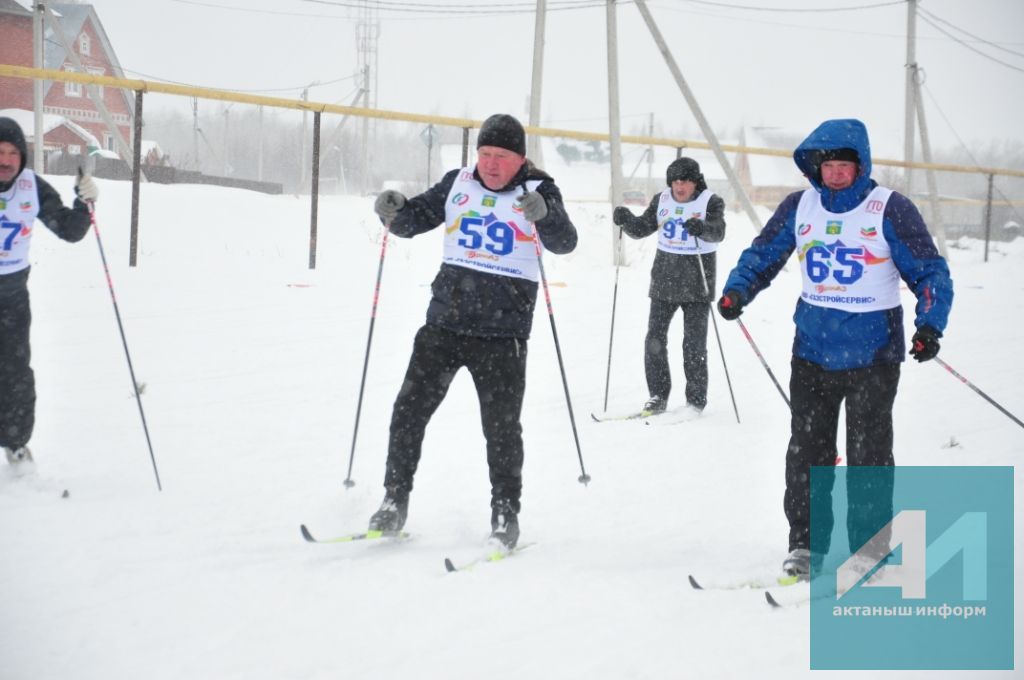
left=716, top=118, right=953, bottom=578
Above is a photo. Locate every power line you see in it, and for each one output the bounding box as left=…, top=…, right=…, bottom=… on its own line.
left=921, top=82, right=1024, bottom=226
left=299, top=0, right=606, bottom=16
left=170, top=0, right=351, bottom=18
left=916, top=11, right=1024, bottom=75
left=675, top=0, right=903, bottom=13
left=917, top=6, right=1024, bottom=59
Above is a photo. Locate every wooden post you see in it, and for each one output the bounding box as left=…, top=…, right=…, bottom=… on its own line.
left=129, top=90, right=143, bottom=267
left=309, top=111, right=321, bottom=269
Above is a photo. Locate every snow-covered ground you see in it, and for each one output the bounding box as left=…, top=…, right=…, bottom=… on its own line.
left=2, top=176, right=1020, bottom=679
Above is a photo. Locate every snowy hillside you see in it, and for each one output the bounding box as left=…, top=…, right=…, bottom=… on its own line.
left=1, top=176, right=1021, bottom=679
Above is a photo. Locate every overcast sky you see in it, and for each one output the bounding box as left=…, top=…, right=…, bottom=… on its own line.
left=56, top=0, right=1024, bottom=161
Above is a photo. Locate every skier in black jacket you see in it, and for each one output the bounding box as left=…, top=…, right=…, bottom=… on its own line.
left=612, top=157, right=726, bottom=415
left=366, top=114, right=578, bottom=549
left=0, top=116, right=98, bottom=466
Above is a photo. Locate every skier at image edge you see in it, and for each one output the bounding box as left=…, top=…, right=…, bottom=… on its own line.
left=366, top=113, right=578, bottom=550
left=716, top=118, right=953, bottom=579
left=612, top=157, right=726, bottom=416
left=0, top=117, right=98, bottom=467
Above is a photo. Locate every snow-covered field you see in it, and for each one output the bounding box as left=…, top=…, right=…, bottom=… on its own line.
left=2, top=176, right=1020, bottom=679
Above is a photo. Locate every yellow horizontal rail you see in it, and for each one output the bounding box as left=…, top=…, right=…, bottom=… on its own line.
left=3, top=63, right=1023, bottom=179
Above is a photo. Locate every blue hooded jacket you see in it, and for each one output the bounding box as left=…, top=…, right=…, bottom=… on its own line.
left=722, top=119, right=953, bottom=370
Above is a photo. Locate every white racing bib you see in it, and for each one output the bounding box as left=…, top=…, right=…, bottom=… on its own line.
left=656, top=188, right=718, bottom=255
left=794, top=186, right=901, bottom=312
left=441, top=168, right=542, bottom=282
left=0, top=170, right=39, bottom=276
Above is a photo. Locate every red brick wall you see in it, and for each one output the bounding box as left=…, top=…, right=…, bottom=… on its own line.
left=0, top=14, right=34, bottom=110
left=45, top=17, right=132, bottom=148
left=0, top=13, right=132, bottom=151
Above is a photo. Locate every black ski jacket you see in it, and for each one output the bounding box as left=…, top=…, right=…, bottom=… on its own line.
left=0, top=116, right=91, bottom=296
left=390, top=162, right=577, bottom=339
left=618, top=191, right=726, bottom=304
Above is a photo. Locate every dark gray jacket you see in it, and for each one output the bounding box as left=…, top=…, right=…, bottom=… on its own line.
left=389, top=162, right=577, bottom=339
left=618, top=191, right=726, bottom=304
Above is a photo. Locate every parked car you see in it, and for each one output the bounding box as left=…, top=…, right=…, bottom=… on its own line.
left=622, top=190, right=647, bottom=206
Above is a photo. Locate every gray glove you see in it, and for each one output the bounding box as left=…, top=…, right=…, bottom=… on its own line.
left=75, top=173, right=99, bottom=202
left=519, top=191, right=548, bottom=222
left=374, top=190, right=406, bottom=222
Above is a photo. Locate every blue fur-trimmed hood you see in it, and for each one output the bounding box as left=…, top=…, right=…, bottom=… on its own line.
left=793, top=118, right=875, bottom=212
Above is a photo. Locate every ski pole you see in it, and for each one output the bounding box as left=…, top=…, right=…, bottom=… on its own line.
left=344, top=223, right=391, bottom=488
left=602, top=227, right=624, bottom=413
left=524, top=200, right=590, bottom=485
left=736, top=317, right=790, bottom=408
left=934, top=356, right=1024, bottom=430
left=87, top=201, right=162, bottom=491
left=693, top=240, right=740, bottom=423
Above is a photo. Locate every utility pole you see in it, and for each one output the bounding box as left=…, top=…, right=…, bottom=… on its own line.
left=222, top=106, right=230, bottom=176
left=633, top=0, right=763, bottom=235
left=646, top=112, right=654, bottom=195
left=606, top=0, right=625, bottom=265
left=528, top=0, right=547, bottom=165
left=257, top=105, right=264, bottom=181
left=911, top=71, right=949, bottom=258
left=356, top=0, right=380, bottom=194
left=903, top=0, right=917, bottom=196
left=32, top=2, right=44, bottom=171
left=191, top=97, right=199, bottom=171
left=300, top=86, right=309, bottom=191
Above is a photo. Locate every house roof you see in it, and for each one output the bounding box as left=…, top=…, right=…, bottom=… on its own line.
left=0, top=0, right=31, bottom=18
left=1, top=107, right=101, bottom=148
left=42, top=3, right=133, bottom=113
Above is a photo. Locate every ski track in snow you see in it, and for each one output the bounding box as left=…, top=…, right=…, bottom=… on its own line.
left=1, top=176, right=1021, bottom=679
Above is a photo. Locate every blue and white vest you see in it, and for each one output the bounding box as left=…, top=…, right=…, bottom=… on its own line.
left=655, top=188, right=717, bottom=255
left=0, top=169, right=40, bottom=276
left=442, top=168, right=542, bottom=282
left=794, top=186, right=901, bottom=312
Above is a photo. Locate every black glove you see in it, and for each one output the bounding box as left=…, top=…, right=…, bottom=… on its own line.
left=520, top=191, right=548, bottom=222
left=909, top=326, right=941, bottom=362
left=684, top=217, right=705, bottom=238
left=613, top=206, right=634, bottom=226
left=717, top=290, right=743, bottom=320
left=374, top=190, right=406, bottom=221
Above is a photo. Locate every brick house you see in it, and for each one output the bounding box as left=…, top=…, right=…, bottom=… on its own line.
left=0, top=0, right=132, bottom=160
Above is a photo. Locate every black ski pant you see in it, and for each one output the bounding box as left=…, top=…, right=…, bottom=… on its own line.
left=0, top=284, right=35, bottom=451
left=784, top=357, right=900, bottom=556
left=383, top=324, right=527, bottom=513
left=644, top=298, right=708, bottom=409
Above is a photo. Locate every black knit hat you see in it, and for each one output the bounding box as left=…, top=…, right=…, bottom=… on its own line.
left=820, top=147, right=860, bottom=164
left=477, top=114, right=526, bottom=157
left=666, top=157, right=702, bottom=185
left=666, top=157, right=708, bottom=196
left=0, top=117, right=28, bottom=176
